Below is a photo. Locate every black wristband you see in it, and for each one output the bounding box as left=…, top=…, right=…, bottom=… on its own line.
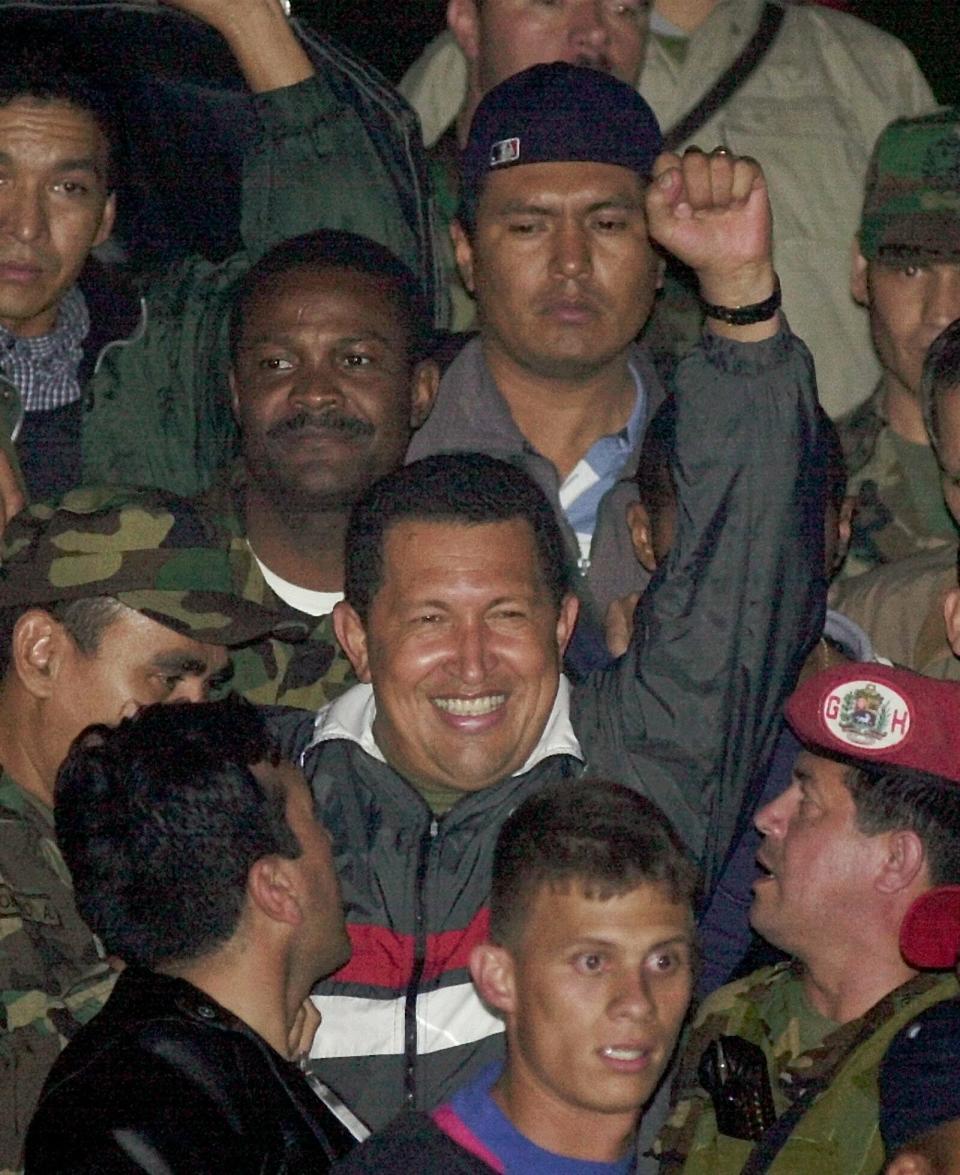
left=700, top=277, right=781, bottom=325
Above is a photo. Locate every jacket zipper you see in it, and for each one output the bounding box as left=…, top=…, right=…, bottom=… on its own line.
left=403, top=816, right=439, bottom=1105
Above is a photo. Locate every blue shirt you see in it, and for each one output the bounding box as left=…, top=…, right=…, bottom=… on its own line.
left=559, top=365, right=646, bottom=570
left=445, top=1062, right=635, bottom=1175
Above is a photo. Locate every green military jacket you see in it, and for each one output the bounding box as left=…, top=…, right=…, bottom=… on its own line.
left=838, top=384, right=957, bottom=579
left=657, top=961, right=959, bottom=1175
left=0, top=774, right=116, bottom=1174
left=200, top=467, right=356, bottom=711
left=0, top=64, right=429, bottom=502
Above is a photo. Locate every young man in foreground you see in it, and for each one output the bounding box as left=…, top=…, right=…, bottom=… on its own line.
left=336, top=778, right=697, bottom=1172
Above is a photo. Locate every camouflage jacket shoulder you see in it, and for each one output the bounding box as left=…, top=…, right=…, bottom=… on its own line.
left=198, top=469, right=356, bottom=711
left=0, top=772, right=115, bottom=1172
left=656, top=962, right=959, bottom=1174
left=837, top=385, right=956, bottom=577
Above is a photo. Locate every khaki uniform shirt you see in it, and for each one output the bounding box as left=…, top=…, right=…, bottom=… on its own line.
left=830, top=542, right=960, bottom=678
left=0, top=774, right=115, bottom=1173
left=399, top=0, right=935, bottom=415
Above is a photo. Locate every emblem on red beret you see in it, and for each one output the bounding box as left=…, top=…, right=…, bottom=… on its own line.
left=822, top=680, right=912, bottom=752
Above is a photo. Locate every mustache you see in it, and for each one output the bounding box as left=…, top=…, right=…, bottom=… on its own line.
left=573, top=53, right=612, bottom=73
left=266, top=407, right=375, bottom=442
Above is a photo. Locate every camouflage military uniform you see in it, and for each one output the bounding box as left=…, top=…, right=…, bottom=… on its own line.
left=0, top=773, right=116, bottom=1173
left=838, top=383, right=957, bottom=579
left=199, top=467, right=356, bottom=711
left=0, top=486, right=305, bottom=1171
left=656, top=961, right=959, bottom=1174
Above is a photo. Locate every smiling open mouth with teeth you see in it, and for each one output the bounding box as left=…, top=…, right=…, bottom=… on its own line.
left=600, top=1046, right=650, bottom=1061
left=433, top=695, right=507, bottom=717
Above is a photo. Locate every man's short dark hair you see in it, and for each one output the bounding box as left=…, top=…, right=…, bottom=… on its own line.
left=55, top=698, right=301, bottom=969
left=0, top=43, right=121, bottom=189
left=228, top=228, right=431, bottom=366
left=0, top=597, right=124, bottom=679
left=489, top=778, right=698, bottom=948
left=921, top=319, right=960, bottom=459
left=344, top=452, right=574, bottom=623
left=843, top=759, right=960, bottom=887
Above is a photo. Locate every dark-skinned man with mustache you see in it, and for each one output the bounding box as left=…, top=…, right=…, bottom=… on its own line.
left=197, top=228, right=439, bottom=711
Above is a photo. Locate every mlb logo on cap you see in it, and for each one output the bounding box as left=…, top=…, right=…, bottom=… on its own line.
left=490, top=137, right=521, bottom=167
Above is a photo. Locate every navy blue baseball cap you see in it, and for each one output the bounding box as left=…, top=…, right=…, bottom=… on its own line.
left=458, top=62, right=663, bottom=227
left=880, top=998, right=960, bottom=1154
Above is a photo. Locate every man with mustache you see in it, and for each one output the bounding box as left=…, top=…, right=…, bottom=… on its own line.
left=201, top=228, right=438, bottom=710
left=657, top=662, right=960, bottom=1173
left=0, top=0, right=428, bottom=509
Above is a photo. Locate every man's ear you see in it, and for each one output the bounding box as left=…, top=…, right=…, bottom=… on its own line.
left=556, top=593, right=580, bottom=657
left=850, top=239, right=870, bottom=306
left=470, top=942, right=516, bottom=1016
left=229, top=369, right=241, bottom=421
left=247, top=856, right=301, bottom=928
left=333, top=600, right=372, bottom=683
left=410, top=359, right=440, bottom=429
left=837, top=495, right=855, bottom=564
left=885, top=1152, right=934, bottom=1175
left=626, top=500, right=658, bottom=574
left=944, top=587, right=960, bottom=657
left=13, top=611, right=68, bottom=699
left=876, top=829, right=926, bottom=897
left=447, top=0, right=481, bottom=61
left=450, top=219, right=477, bottom=294
left=93, top=192, right=117, bottom=249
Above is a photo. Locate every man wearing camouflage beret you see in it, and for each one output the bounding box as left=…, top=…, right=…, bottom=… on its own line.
left=839, top=108, right=960, bottom=579
left=0, top=485, right=301, bottom=1172
left=657, top=662, right=960, bottom=1173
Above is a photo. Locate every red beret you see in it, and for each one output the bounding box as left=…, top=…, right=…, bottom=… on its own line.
left=784, top=662, right=960, bottom=784
left=900, top=886, right=960, bottom=969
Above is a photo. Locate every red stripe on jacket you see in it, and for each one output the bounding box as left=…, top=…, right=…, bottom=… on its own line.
left=333, top=908, right=491, bottom=989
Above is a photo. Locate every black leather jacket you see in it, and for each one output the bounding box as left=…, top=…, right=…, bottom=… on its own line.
left=24, top=967, right=356, bottom=1173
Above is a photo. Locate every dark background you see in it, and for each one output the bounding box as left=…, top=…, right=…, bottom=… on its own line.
left=300, top=1, right=959, bottom=104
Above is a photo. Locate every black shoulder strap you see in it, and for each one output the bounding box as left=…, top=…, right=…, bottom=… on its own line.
left=661, top=2, right=786, bottom=153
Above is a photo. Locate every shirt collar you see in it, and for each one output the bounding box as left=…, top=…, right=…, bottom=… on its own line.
left=306, top=675, right=583, bottom=775
left=0, top=285, right=89, bottom=355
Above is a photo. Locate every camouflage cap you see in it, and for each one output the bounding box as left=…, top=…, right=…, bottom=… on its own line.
left=0, top=487, right=308, bottom=647
left=859, top=107, right=960, bottom=264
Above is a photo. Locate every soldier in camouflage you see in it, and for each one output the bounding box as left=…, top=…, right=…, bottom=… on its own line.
left=205, top=227, right=438, bottom=711
left=839, top=108, right=960, bottom=579
left=0, top=485, right=299, bottom=1173
left=656, top=663, right=960, bottom=1174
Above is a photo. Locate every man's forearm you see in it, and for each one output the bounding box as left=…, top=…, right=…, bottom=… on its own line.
left=162, top=0, right=313, bottom=93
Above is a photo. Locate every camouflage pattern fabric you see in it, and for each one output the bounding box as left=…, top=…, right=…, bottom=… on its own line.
left=199, top=468, right=357, bottom=711
left=859, top=107, right=960, bottom=265
left=0, top=485, right=304, bottom=649
left=838, top=384, right=957, bottom=579
left=0, top=773, right=116, bottom=1174
left=656, top=961, right=959, bottom=1174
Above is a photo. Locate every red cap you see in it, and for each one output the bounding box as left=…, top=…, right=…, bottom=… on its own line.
left=784, top=663, right=960, bottom=784
left=900, top=886, right=960, bottom=969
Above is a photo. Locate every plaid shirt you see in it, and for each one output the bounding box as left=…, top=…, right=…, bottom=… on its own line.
left=0, top=286, right=89, bottom=412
